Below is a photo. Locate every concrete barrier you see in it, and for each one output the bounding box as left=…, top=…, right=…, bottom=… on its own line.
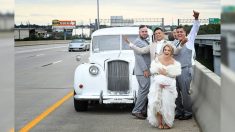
left=15, top=40, right=71, bottom=47
left=221, top=64, right=235, bottom=132
left=191, top=61, right=220, bottom=132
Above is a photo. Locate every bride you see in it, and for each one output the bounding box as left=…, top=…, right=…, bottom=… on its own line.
left=148, top=44, right=181, bottom=129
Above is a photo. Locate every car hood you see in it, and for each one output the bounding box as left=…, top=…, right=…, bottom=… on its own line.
left=89, top=50, right=135, bottom=67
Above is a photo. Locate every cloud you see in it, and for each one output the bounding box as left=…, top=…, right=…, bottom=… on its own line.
left=15, top=0, right=220, bottom=25
left=0, top=0, right=14, bottom=13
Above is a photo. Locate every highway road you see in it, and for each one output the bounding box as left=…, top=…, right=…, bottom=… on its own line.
left=15, top=43, right=200, bottom=132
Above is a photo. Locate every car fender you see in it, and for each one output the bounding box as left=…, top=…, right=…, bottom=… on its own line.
left=74, top=63, right=106, bottom=96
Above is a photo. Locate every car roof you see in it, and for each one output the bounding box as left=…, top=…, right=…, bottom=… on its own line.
left=92, top=27, right=153, bottom=37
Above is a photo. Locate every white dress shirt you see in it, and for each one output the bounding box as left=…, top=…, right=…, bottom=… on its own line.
left=155, top=40, right=165, bottom=55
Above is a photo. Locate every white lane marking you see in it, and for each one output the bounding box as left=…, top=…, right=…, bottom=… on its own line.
left=41, top=60, right=63, bottom=67
left=53, top=60, right=62, bottom=64
left=28, top=54, right=45, bottom=58
left=36, top=54, right=45, bottom=57
left=16, top=46, right=67, bottom=54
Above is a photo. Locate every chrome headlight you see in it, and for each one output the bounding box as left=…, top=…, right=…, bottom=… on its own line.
left=89, top=65, right=99, bottom=75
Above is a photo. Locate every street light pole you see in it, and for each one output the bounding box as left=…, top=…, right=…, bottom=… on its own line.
left=97, top=0, right=100, bottom=29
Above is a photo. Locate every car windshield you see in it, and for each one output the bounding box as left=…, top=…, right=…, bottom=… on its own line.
left=92, top=35, right=138, bottom=52
left=72, top=39, right=85, bottom=43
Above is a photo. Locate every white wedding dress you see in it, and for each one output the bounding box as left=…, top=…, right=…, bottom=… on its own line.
left=147, top=58, right=181, bottom=127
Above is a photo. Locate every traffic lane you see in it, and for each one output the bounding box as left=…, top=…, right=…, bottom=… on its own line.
left=16, top=51, right=89, bottom=89
left=16, top=51, right=89, bottom=130
left=15, top=45, right=87, bottom=73
left=15, top=88, right=72, bottom=131
left=15, top=44, right=68, bottom=54
left=31, top=98, right=200, bottom=132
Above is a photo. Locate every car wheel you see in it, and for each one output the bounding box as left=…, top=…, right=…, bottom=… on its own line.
left=74, top=98, right=88, bottom=111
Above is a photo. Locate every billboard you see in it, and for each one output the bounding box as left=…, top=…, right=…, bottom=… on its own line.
left=52, top=20, right=76, bottom=29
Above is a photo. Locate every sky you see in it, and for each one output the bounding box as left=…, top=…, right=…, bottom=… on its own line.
left=14, top=0, right=221, bottom=25
left=0, top=0, right=14, bottom=13
left=222, top=0, right=235, bottom=6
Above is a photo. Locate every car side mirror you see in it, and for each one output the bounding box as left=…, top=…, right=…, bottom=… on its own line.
left=76, top=55, right=81, bottom=61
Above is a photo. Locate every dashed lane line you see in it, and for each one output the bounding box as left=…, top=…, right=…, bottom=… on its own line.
left=41, top=60, right=63, bottom=67
left=28, top=54, right=45, bottom=58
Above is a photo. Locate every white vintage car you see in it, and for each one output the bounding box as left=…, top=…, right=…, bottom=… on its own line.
left=73, top=27, right=153, bottom=111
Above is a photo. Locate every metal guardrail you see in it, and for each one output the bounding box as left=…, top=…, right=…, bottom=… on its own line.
left=14, top=40, right=71, bottom=47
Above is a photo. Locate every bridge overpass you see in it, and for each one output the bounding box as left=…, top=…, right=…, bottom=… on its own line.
left=195, top=34, right=220, bottom=75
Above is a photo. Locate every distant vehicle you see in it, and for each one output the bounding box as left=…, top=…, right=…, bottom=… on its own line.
left=68, top=39, right=90, bottom=52
left=73, top=27, right=153, bottom=111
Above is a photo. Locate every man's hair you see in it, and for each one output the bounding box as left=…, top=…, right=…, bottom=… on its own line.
left=176, top=25, right=187, bottom=32
left=139, top=25, right=148, bottom=29
left=153, top=27, right=164, bottom=33
left=168, top=32, right=175, bottom=41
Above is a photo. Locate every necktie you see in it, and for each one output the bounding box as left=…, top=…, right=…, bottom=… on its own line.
left=176, top=41, right=180, bottom=47
left=145, top=39, right=150, bottom=45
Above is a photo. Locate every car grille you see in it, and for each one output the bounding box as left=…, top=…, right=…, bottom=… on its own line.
left=107, top=60, right=129, bottom=93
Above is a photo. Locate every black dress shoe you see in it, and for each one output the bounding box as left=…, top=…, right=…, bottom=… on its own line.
left=131, top=113, right=146, bottom=119
left=142, top=112, right=147, bottom=117
left=175, top=114, right=182, bottom=119
left=178, top=115, right=192, bottom=120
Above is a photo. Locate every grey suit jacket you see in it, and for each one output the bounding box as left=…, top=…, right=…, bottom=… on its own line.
left=133, top=37, right=151, bottom=75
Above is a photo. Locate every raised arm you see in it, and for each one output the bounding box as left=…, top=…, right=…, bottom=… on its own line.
left=187, top=10, right=200, bottom=50
left=123, top=36, right=150, bottom=54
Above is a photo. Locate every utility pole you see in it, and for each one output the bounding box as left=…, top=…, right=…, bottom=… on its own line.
left=81, top=21, right=84, bottom=38
left=89, top=19, right=91, bottom=38
left=97, top=0, right=100, bottom=29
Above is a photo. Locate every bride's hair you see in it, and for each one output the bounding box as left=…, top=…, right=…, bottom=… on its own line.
left=163, top=44, right=174, bottom=55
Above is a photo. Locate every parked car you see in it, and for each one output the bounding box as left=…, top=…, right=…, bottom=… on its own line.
left=73, top=27, right=153, bottom=111
left=68, top=39, right=90, bottom=52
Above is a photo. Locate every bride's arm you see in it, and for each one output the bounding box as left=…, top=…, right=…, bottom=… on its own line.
left=166, top=61, right=182, bottom=77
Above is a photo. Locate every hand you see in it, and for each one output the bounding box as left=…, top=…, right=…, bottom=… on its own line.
left=158, top=68, right=167, bottom=76
left=180, top=37, right=188, bottom=46
left=193, top=10, right=200, bottom=20
left=160, top=84, right=170, bottom=89
left=123, top=35, right=130, bottom=44
left=143, top=70, right=150, bottom=78
left=159, top=84, right=165, bottom=89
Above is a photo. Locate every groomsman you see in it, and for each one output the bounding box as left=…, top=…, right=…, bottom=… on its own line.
left=131, top=25, right=151, bottom=119
left=174, top=10, right=200, bottom=120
